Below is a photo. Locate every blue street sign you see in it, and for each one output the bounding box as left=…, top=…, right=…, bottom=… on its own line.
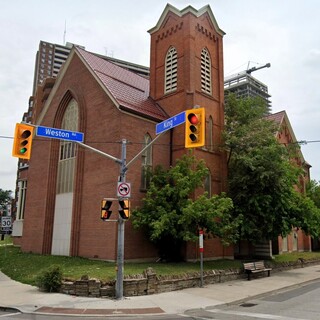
left=36, top=126, right=84, bottom=142
left=156, top=111, right=186, bottom=135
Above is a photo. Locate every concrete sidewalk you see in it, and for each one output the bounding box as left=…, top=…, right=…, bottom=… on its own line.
left=1, top=264, right=320, bottom=317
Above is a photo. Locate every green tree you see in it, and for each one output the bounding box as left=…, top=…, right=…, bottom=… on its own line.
left=224, top=94, right=319, bottom=242
left=306, top=180, right=320, bottom=208
left=132, top=153, right=241, bottom=261
left=291, top=191, right=320, bottom=238
left=0, top=189, right=12, bottom=211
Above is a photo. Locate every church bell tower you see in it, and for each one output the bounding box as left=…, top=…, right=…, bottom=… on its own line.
left=148, top=4, right=227, bottom=194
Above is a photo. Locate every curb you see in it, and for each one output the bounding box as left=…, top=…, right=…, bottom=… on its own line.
left=32, top=306, right=165, bottom=317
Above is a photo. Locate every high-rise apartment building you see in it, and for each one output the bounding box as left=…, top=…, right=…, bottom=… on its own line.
left=32, top=41, right=150, bottom=96
left=32, top=41, right=83, bottom=95
left=224, top=67, right=271, bottom=107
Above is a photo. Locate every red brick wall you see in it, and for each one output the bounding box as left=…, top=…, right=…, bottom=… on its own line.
left=275, top=119, right=311, bottom=253
left=185, top=238, right=234, bottom=261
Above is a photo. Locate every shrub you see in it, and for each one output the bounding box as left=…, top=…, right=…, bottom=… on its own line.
left=36, top=266, right=63, bottom=292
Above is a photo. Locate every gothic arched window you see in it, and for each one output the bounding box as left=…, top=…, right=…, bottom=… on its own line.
left=56, top=99, right=78, bottom=194
left=201, top=48, right=212, bottom=95
left=165, top=46, right=178, bottom=94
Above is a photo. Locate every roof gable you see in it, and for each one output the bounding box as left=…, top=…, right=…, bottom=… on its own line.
left=266, top=110, right=296, bottom=141
left=76, top=47, right=167, bottom=122
left=266, top=110, right=306, bottom=164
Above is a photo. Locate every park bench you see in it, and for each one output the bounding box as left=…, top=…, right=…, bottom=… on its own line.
left=243, top=261, right=272, bottom=280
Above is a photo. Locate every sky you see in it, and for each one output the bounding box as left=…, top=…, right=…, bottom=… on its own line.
left=1, top=0, right=320, bottom=193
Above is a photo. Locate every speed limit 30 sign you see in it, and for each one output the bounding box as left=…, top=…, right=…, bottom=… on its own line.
left=1, top=216, right=12, bottom=231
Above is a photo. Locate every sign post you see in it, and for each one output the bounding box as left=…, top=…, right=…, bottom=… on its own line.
left=199, top=229, right=204, bottom=287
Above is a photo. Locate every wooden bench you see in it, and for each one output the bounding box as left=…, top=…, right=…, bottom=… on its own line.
left=243, top=261, right=272, bottom=280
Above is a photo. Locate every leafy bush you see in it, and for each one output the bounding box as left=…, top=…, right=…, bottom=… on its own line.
left=36, top=265, right=62, bottom=292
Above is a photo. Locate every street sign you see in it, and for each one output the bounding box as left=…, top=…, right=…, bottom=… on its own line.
left=156, top=111, right=186, bottom=135
left=36, top=126, right=84, bottom=142
left=117, top=182, right=131, bottom=198
left=1, top=217, right=11, bottom=232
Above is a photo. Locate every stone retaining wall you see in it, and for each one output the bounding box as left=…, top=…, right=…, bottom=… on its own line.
left=59, top=259, right=320, bottom=298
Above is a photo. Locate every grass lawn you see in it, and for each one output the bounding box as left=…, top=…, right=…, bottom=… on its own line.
left=1, top=236, right=320, bottom=286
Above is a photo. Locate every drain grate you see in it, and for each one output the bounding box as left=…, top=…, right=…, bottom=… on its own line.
left=240, top=303, right=257, bottom=307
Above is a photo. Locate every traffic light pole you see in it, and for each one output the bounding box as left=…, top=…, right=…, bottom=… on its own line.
left=116, top=139, right=127, bottom=299
left=77, top=140, right=126, bottom=299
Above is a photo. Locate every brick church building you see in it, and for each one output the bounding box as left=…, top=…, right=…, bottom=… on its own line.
left=14, top=4, right=232, bottom=260
left=13, top=3, right=313, bottom=260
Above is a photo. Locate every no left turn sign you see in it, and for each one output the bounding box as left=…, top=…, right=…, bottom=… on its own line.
left=117, top=182, right=131, bottom=198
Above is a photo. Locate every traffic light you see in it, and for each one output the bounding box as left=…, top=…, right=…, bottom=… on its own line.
left=185, top=108, right=205, bottom=148
left=101, top=200, right=113, bottom=220
left=12, top=123, right=34, bottom=159
left=118, top=199, right=130, bottom=220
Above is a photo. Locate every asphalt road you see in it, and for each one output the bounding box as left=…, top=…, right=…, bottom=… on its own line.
left=186, top=279, right=320, bottom=319
left=2, top=280, right=320, bottom=319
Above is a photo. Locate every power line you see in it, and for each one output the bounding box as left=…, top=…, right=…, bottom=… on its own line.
left=1, top=134, right=320, bottom=147
left=298, top=140, right=320, bottom=145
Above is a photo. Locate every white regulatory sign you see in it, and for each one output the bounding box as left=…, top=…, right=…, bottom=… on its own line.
left=117, top=182, right=131, bottom=198
left=1, top=216, right=12, bottom=231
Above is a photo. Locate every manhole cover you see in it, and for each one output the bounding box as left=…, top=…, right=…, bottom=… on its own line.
left=240, top=303, right=257, bottom=307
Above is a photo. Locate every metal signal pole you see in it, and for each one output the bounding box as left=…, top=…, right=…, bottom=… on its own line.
left=115, top=139, right=127, bottom=299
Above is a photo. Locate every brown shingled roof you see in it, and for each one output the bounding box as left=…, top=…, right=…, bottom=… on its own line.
left=265, top=110, right=285, bottom=126
left=76, top=47, right=168, bottom=122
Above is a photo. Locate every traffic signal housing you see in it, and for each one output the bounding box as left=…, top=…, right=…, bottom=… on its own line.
left=101, top=200, right=113, bottom=220
left=12, top=123, right=34, bottom=160
left=119, top=199, right=130, bottom=220
left=185, top=108, right=205, bottom=148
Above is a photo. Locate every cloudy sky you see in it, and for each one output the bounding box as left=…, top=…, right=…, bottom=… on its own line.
left=1, top=0, right=319, bottom=192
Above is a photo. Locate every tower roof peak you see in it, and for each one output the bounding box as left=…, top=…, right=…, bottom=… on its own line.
left=148, top=3, right=225, bottom=36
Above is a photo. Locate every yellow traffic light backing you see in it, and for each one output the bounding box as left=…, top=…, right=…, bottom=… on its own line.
left=185, top=108, right=205, bottom=148
left=12, top=123, right=34, bottom=160
left=101, top=200, right=113, bottom=220
left=119, top=199, right=130, bottom=219
left=101, top=199, right=130, bottom=220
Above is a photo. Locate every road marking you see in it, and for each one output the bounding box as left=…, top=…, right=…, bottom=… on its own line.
left=0, top=312, right=21, bottom=317
left=208, top=308, right=306, bottom=320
